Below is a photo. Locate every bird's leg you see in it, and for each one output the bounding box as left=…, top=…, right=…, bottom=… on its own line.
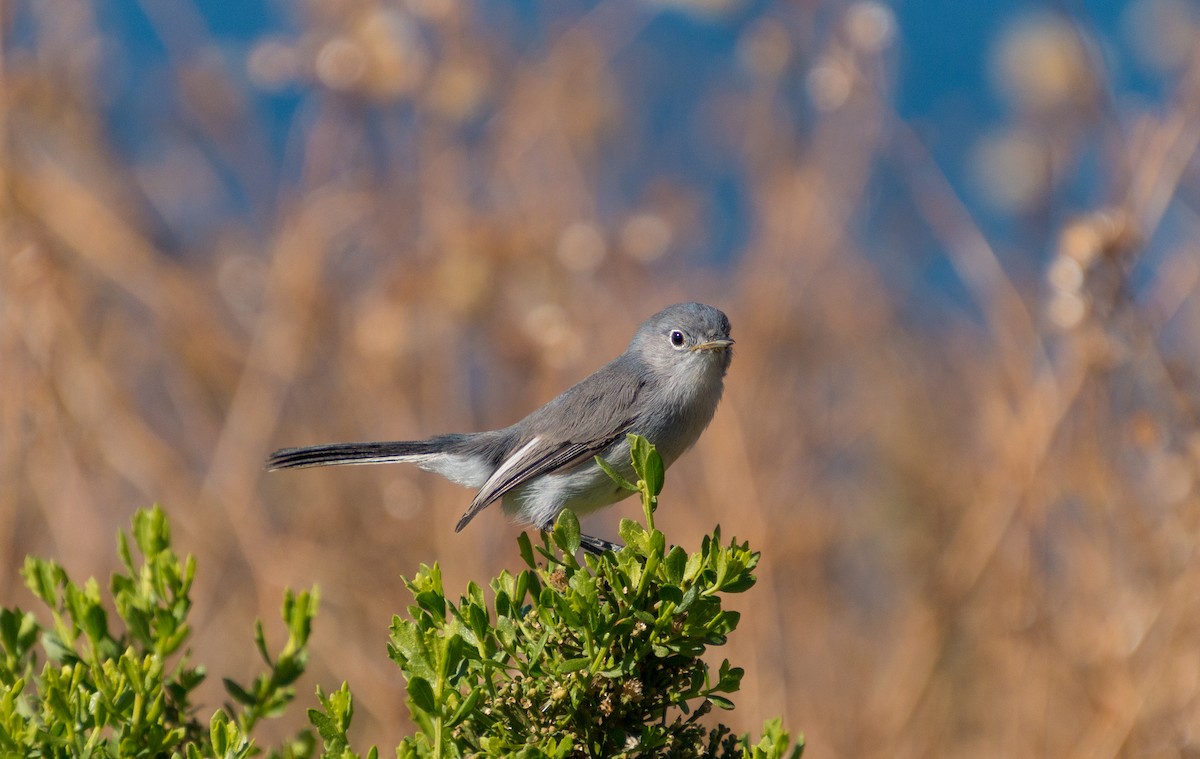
left=578, top=533, right=622, bottom=556
left=538, top=520, right=622, bottom=556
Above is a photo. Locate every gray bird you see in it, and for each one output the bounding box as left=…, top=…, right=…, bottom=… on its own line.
left=267, top=302, right=733, bottom=553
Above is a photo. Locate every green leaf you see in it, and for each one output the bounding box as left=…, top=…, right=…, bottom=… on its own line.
left=406, top=676, right=436, bottom=715
left=284, top=588, right=318, bottom=646
left=559, top=657, right=590, bottom=673
left=117, top=530, right=134, bottom=576
left=311, top=682, right=355, bottom=743
left=0, top=608, right=40, bottom=659
left=514, top=570, right=530, bottom=607
left=82, top=603, right=108, bottom=646
left=708, top=694, right=736, bottom=710
left=467, top=603, right=489, bottom=640
left=494, top=615, right=518, bottom=649
left=254, top=620, right=273, bottom=667
left=717, top=659, right=745, bottom=692
left=743, top=717, right=804, bottom=759
left=273, top=654, right=307, bottom=687
left=658, top=585, right=683, bottom=606
left=133, top=505, right=170, bottom=558
left=40, top=631, right=73, bottom=663
left=552, top=509, right=582, bottom=556
left=594, top=455, right=637, bottom=492
left=308, top=707, right=338, bottom=744
left=446, top=688, right=482, bottom=728
left=648, top=530, right=667, bottom=560
left=22, top=557, right=63, bottom=608
left=518, top=531, right=537, bottom=569
left=629, top=434, right=664, bottom=496
left=210, top=710, right=231, bottom=754
left=618, top=519, right=647, bottom=551
left=677, top=583, right=700, bottom=613
left=441, top=633, right=465, bottom=681
left=414, top=590, right=447, bottom=620
left=223, top=677, right=255, bottom=706
left=683, top=551, right=704, bottom=583
left=663, top=546, right=687, bottom=585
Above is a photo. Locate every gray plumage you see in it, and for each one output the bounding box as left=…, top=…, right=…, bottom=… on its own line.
left=267, top=303, right=733, bottom=543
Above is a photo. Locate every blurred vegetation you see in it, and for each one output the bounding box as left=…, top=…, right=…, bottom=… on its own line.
left=3, top=0, right=1200, bottom=756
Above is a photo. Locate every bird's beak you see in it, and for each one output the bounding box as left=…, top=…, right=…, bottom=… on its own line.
left=693, top=338, right=734, bottom=352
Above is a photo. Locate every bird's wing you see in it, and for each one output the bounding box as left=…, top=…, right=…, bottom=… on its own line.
left=454, top=361, right=644, bottom=531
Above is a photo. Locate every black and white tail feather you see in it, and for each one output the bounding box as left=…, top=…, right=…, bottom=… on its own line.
left=267, top=440, right=447, bottom=469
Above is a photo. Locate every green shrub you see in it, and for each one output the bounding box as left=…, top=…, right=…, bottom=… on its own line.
left=0, top=437, right=801, bottom=758
left=0, top=505, right=318, bottom=758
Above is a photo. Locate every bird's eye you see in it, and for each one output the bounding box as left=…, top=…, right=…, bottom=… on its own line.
left=669, top=330, right=686, bottom=348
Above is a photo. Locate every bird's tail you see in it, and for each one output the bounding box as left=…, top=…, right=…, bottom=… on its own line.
left=266, top=440, right=444, bottom=470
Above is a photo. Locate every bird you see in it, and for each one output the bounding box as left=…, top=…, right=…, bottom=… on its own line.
left=266, top=302, right=733, bottom=553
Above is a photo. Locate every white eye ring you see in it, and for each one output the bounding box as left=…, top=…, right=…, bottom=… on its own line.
left=669, top=330, right=686, bottom=348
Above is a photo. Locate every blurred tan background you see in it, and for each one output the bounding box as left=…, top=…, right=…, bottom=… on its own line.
left=5, top=0, right=1200, bottom=756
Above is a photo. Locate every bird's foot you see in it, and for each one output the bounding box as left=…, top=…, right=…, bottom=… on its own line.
left=578, top=533, right=622, bottom=556
left=538, top=520, right=622, bottom=556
